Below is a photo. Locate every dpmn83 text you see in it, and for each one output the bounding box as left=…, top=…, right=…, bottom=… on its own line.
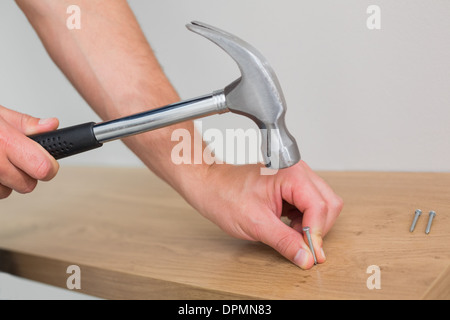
left=223, top=304, right=271, bottom=315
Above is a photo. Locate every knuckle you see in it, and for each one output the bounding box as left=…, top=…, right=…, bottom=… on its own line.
left=19, top=113, right=34, bottom=132
left=332, top=196, right=344, bottom=214
left=249, top=222, right=263, bottom=242
left=274, top=232, right=299, bottom=257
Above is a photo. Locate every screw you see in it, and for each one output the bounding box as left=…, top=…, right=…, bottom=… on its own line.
left=425, top=211, right=436, bottom=234
left=303, top=227, right=317, bottom=265
left=410, top=209, right=422, bottom=232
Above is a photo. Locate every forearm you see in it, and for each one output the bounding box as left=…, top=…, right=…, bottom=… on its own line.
left=16, top=0, right=209, bottom=198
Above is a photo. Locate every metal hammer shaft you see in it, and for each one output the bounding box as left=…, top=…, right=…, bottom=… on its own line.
left=94, top=90, right=227, bottom=143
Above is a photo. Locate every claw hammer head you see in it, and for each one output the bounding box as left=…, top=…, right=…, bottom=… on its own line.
left=187, top=21, right=301, bottom=169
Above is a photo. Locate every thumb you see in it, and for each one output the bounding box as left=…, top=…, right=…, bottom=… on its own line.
left=257, top=215, right=315, bottom=269
left=0, top=106, right=59, bottom=136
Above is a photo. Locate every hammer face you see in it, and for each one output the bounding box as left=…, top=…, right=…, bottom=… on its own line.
left=261, top=123, right=301, bottom=169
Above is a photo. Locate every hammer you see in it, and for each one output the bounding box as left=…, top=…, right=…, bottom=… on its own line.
left=30, top=21, right=301, bottom=169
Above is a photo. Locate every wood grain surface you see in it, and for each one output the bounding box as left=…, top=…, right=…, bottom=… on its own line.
left=0, top=167, right=449, bottom=300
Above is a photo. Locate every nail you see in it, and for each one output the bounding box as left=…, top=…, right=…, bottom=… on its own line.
left=293, top=249, right=308, bottom=268
left=303, top=227, right=317, bottom=265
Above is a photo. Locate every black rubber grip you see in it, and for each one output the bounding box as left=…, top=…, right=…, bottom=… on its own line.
left=29, top=122, right=103, bottom=160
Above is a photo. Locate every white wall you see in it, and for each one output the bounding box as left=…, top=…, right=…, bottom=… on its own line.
left=1, top=0, right=449, bottom=172
left=0, top=272, right=99, bottom=300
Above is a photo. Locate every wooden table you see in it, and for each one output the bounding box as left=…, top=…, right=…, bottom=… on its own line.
left=0, top=167, right=449, bottom=300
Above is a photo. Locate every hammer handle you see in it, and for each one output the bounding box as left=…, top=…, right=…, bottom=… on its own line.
left=28, top=91, right=227, bottom=160
left=29, top=122, right=102, bottom=160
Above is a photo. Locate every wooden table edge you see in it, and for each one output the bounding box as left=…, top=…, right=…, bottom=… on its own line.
left=0, top=248, right=259, bottom=300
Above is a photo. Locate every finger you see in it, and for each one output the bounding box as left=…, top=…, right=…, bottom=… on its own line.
left=0, top=105, right=59, bottom=135
left=0, top=158, right=38, bottom=194
left=257, top=214, right=315, bottom=270
left=0, top=183, right=13, bottom=199
left=305, top=169, right=344, bottom=235
left=300, top=164, right=343, bottom=264
left=290, top=179, right=329, bottom=264
left=3, top=125, right=59, bottom=181
left=300, top=161, right=343, bottom=234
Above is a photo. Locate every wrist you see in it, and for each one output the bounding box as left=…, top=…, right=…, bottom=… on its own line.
left=123, top=122, right=212, bottom=198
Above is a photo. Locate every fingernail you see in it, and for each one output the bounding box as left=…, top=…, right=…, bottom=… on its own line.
left=320, top=247, right=326, bottom=260
left=294, top=249, right=308, bottom=268
left=38, top=118, right=53, bottom=125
